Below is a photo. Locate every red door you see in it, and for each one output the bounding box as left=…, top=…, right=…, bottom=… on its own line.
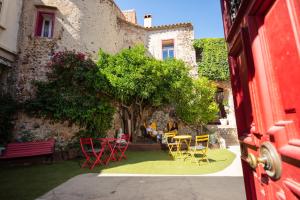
left=221, top=0, right=300, bottom=199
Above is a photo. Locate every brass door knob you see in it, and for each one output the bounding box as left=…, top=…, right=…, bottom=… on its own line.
left=246, top=142, right=282, bottom=180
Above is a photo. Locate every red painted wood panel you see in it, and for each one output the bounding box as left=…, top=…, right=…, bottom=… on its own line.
left=220, top=0, right=300, bottom=199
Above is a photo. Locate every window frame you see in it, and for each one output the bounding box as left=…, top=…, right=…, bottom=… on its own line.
left=162, top=39, right=175, bottom=60
left=35, top=11, right=55, bottom=38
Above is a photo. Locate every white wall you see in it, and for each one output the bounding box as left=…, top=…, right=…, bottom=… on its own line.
left=0, top=0, right=22, bottom=54
left=147, top=27, right=197, bottom=76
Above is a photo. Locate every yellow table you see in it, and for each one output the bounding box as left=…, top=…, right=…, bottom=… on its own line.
left=173, top=135, right=192, bottom=159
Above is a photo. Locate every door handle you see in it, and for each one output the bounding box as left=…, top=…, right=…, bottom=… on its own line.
left=246, top=142, right=282, bottom=180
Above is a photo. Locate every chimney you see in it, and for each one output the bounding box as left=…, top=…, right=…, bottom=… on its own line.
left=144, top=14, right=152, bottom=28
left=122, top=10, right=137, bottom=24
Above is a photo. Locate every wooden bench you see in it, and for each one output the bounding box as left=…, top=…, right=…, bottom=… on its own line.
left=0, top=139, right=55, bottom=161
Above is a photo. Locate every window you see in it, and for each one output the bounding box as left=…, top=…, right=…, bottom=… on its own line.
left=41, top=15, right=52, bottom=37
left=35, top=12, right=54, bottom=38
left=162, top=39, right=174, bottom=60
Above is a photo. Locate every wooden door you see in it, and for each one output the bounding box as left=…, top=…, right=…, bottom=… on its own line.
left=221, top=0, right=300, bottom=199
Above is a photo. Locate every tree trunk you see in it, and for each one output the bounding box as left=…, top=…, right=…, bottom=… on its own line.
left=120, top=102, right=145, bottom=143
left=129, top=106, right=136, bottom=142
left=132, top=103, right=145, bottom=143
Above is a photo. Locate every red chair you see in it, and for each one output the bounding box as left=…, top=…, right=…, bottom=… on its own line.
left=114, top=134, right=130, bottom=161
left=101, top=138, right=118, bottom=165
left=80, top=138, right=106, bottom=170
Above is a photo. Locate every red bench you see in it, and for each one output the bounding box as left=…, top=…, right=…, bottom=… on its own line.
left=0, top=139, right=55, bottom=161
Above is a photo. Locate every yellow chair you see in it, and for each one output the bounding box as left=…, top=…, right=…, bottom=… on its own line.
left=188, top=134, right=210, bottom=165
left=163, top=132, right=178, bottom=158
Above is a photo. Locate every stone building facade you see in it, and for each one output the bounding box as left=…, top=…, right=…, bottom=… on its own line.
left=147, top=24, right=197, bottom=76
left=14, top=0, right=196, bottom=102
left=9, top=0, right=198, bottom=144
left=14, top=0, right=148, bottom=102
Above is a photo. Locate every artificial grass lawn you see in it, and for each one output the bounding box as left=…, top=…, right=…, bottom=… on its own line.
left=0, top=149, right=235, bottom=200
left=99, top=149, right=235, bottom=175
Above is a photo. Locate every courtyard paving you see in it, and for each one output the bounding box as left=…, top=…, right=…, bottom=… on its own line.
left=37, top=174, right=246, bottom=200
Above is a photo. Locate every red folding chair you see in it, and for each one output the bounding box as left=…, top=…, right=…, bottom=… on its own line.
left=80, top=138, right=106, bottom=170
left=114, top=134, right=130, bottom=161
left=101, top=138, right=118, bottom=165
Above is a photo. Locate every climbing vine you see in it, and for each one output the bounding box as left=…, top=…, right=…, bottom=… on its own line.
left=194, top=38, right=230, bottom=81
left=25, top=51, right=115, bottom=138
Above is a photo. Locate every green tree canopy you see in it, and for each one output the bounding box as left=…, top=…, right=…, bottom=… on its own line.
left=97, top=45, right=194, bottom=140
left=97, top=45, right=218, bottom=138
left=194, top=38, right=229, bottom=81
left=174, top=78, right=219, bottom=127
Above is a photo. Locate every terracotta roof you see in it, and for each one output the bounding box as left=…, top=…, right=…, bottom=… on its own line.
left=117, top=17, right=193, bottom=31
left=147, top=23, right=193, bottom=30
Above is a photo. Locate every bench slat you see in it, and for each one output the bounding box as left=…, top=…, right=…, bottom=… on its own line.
left=0, top=140, right=55, bottom=159
left=6, top=146, right=54, bottom=151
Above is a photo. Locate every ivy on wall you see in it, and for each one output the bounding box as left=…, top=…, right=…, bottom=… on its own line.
left=25, top=51, right=115, bottom=138
left=194, top=38, right=230, bottom=81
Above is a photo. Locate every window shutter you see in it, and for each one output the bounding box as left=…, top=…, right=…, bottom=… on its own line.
left=35, top=12, right=43, bottom=36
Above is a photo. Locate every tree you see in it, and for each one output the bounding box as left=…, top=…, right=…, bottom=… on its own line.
left=194, top=38, right=229, bottom=81
left=25, top=51, right=115, bottom=138
left=97, top=45, right=218, bottom=140
left=97, top=45, right=190, bottom=141
left=174, top=77, right=219, bottom=132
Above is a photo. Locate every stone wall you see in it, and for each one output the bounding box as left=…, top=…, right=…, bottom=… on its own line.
left=147, top=26, right=197, bottom=76
left=216, top=81, right=236, bottom=127
left=14, top=0, right=148, bottom=102
left=206, top=125, right=239, bottom=146
left=117, top=18, right=148, bottom=50
left=13, top=112, right=81, bottom=149
left=146, top=108, right=199, bottom=137
left=10, top=0, right=200, bottom=144
left=11, top=0, right=148, bottom=142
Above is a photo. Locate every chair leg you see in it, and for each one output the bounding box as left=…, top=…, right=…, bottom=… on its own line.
left=90, top=152, right=105, bottom=169
left=90, top=158, right=101, bottom=170
left=118, top=151, right=127, bottom=160
left=82, top=157, right=91, bottom=168
left=168, top=145, right=177, bottom=159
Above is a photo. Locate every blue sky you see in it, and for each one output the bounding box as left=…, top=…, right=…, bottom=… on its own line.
left=114, top=0, right=225, bottom=39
